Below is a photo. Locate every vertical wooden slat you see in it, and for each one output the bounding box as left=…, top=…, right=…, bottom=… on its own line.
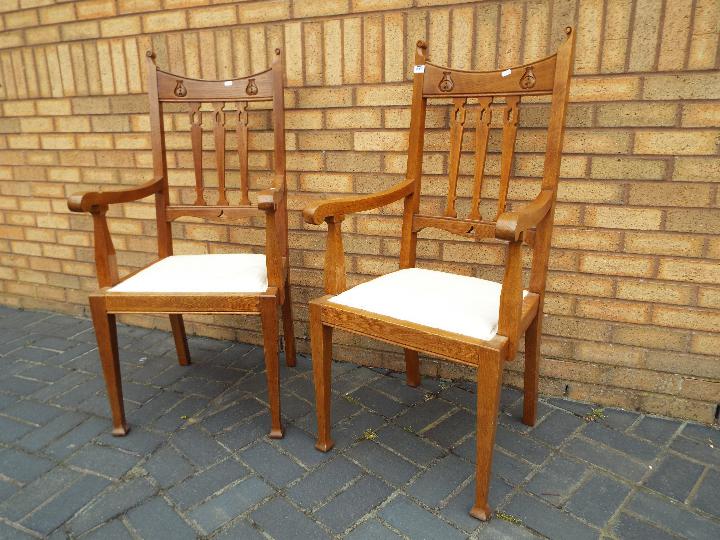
left=444, top=97, right=467, bottom=218
left=189, top=102, right=205, bottom=205
left=496, top=95, right=520, bottom=219
left=469, top=97, right=493, bottom=220
left=213, top=102, right=228, bottom=206
left=236, top=101, right=250, bottom=205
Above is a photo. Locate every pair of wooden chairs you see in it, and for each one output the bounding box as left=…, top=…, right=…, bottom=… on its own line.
left=68, top=30, right=575, bottom=520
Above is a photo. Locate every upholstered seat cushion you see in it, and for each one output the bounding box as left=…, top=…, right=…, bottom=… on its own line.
left=329, top=267, right=526, bottom=341
left=109, top=254, right=268, bottom=294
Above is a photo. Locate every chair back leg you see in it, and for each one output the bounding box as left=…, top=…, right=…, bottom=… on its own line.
left=404, top=349, right=420, bottom=387
left=522, top=315, right=541, bottom=426
left=281, top=278, right=296, bottom=367
left=89, top=295, right=129, bottom=436
left=260, top=295, right=284, bottom=438
left=169, top=314, right=191, bottom=366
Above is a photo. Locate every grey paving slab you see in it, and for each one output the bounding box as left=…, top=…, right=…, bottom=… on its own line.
left=504, top=492, right=600, bottom=540
left=240, top=442, right=305, bottom=487
left=0, top=448, right=54, bottom=484
left=345, top=439, right=419, bottom=486
left=287, top=456, right=362, bottom=510
left=643, top=453, right=705, bottom=502
left=66, top=444, right=141, bottom=479
left=125, top=496, right=197, bottom=540
left=252, top=496, right=331, bottom=540
left=378, top=495, right=467, bottom=540
left=82, top=519, right=134, bottom=540
left=630, top=415, right=682, bottom=444
left=345, top=519, right=403, bottom=540
left=610, top=513, right=677, bottom=540
left=691, top=468, right=720, bottom=519
left=406, top=453, right=473, bottom=507
left=167, top=458, right=248, bottom=510
left=626, top=490, right=720, bottom=539
left=525, top=455, right=587, bottom=504
left=564, top=473, right=631, bottom=528
left=314, top=475, right=393, bottom=533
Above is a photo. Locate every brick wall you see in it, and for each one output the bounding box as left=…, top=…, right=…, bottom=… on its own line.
left=0, top=0, right=718, bottom=423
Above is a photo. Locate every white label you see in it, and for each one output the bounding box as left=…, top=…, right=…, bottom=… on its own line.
left=413, top=65, right=425, bottom=74
left=224, top=80, right=233, bottom=86
left=501, top=68, right=512, bottom=77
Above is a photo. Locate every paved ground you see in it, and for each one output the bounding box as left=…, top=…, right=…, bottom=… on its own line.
left=0, top=306, right=718, bottom=539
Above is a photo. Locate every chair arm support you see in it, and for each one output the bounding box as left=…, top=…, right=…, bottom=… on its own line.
left=495, top=189, right=554, bottom=242
left=303, top=177, right=415, bottom=225
left=67, top=176, right=164, bottom=213
left=257, top=187, right=283, bottom=212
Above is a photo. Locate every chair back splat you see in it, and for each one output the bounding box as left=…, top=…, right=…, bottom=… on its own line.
left=146, top=49, right=287, bottom=258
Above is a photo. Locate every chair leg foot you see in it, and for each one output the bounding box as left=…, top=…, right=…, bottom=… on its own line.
left=404, top=348, right=420, bottom=387
left=469, top=504, right=492, bottom=521
left=473, top=354, right=503, bottom=521
left=89, top=295, right=128, bottom=437
left=310, top=301, right=334, bottom=453
left=522, top=315, right=541, bottom=427
left=268, top=427, right=284, bottom=439
left=260, top=297, right=283, bottom=438
left=281, top=280, right=296, bottom=367
left=169, top=314, right=191, bottom=366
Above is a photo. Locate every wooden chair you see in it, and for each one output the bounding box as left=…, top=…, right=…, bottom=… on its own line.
left=67, top=48, right=295, bottom=439
left=303, top=29, right=575, bottom=519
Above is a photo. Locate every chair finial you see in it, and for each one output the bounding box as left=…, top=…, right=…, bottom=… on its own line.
left=565, top=26, right=573, bottom=36
left=274, top=48, right=281, bottom=55
left=145, top=50, right=155, bottom=58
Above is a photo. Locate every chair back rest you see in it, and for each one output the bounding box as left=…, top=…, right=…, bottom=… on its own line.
left=145, top=49, right=286, bottom=256
left=401, top=28, right=575, bottom=292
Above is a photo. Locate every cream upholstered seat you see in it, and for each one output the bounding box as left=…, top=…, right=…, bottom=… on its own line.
left=329, top=267, right=527, bottom=341
left=109, top=254, right=268, bottom=294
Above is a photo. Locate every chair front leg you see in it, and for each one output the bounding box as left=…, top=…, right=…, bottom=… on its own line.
left=260, top=296, right=283, bottom=439
left=169, top=314, right=191, bottom=366
left=523, top=314, right=541, bottom=426
left=89, top=295, right=128, bottom=436
left=470, top=353, right=503, bottom=521
left=310, top=301, right=334, bottom=452
left=404, top=349, right=420, bottom=387
left=281, top=277, right=296, bottom=367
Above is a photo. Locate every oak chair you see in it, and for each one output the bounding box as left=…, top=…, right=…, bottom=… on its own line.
left=68, top=48, right=295, bottom=439
left=304, top=30, right=575, bottom=519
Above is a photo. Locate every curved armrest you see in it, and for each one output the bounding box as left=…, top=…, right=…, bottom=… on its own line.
left=495, top=189, right=554, bottom=242
left=303, top=177, right=415, bottom=225
left=67, top=176, right=164, bottom=213
left=257, top=187, right=283, bottom=212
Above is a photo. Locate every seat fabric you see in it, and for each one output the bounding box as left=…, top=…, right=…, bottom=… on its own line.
left=109, top=254, right=268, bottom=294
left=329, top=267, right=527, bottom=341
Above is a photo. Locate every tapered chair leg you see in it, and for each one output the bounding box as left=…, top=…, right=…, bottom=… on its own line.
left=169, top=314, right=191, bottom=366
left=281, top=279, right=296, bottom=367
left=470, top=355, right=503, bottom=521
left=522, top=315, right=541, bottom=427
left=260, top=296, right=283, bottom=439
left=89, top=295, right=128, bottom=436
left=404, top=348, right=420, bottom=387
left=310, top=301, right=334, bottom=452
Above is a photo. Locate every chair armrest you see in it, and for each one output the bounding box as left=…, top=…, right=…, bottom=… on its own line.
left=257, top=187, right=283, bottom=212
left=67, top=176, right=164, bottom=213
left=495, top=189, right=554, bottom=242
left=303, top=177, right=415, bottom=225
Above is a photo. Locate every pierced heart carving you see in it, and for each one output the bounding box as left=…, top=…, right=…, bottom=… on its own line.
left=174, top=80, right=187, bottom=97
left=245, top=78, right=258, bottom=96
left=439, top=71, right=454, bottom=92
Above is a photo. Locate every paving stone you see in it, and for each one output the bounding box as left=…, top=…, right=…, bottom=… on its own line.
left=563, top=438, right=648, bottom=482
left=0, top=393, right=14, bottom=411
left=681, top=423, right=720, bottom=446
left=251, top=496, right=331, bottom=539
left=67, top=444, right=141, bottom=479
left=501, top=401, right=553, bottom=433
left=348, top=386, right=404, bottom=418
left=611, top=513, right=678, bottom=540
left=626, top=491, right=720, bottom=540
left=441, top=478, right=513, bottom=533
left=240, top=442, right=305, bottom=487
left=271, top=425, right=333, bottom=468
left=17, top=363, right=68, bottom=383
left=214, top=519, right=265, bottom=540
left=670, top=435, right=720, bottom=466
left=504, top=493, right=599, bottom=540
left=21, top=474, right=110, bottom=535
left=315, top=475, right=393, bottom=533
left=526, top=455, right=587, bottom=504
left=171, top=425, right=227, bottom=467
left=126, top=496, right=197, bottom=540
left=643, top=453, right=704, bottom=502
left=171, top=377, right=230, bottom=399
left=68, top=477, right=156, bottom=535
left=375, top=424, right=444, bottom=466
left=345, top=519, right=403, bottom=540
left=424, top=409, right=475, bottom=447
left=333, top=368, right=381, bottom=395
left=489, top=449, right=534, bottom=485
left=581, top=422, right=659, bottom=462
left=546, top=398, right=594, bottom=417
left=477, top=518, right=543, bottom=539
left=126, top=390, right=183, bottom=427
left=144, top=445, right=195, bottom=489
left=395, top=398, right=454, bottom=433
left=630, top=415, right=681, bottom=444
left=599, top=408, right=640, bottom=430
left=217, top=413, right=271, bottom=450
left=202, top=398, right=266, bottom=434
left=564, top=473, right=630, bottom=527
left=691, top=468, right=720, bottom=518
left=438, top=385, right=476, bottom=410
left=378, top=495, right=466, bottom=540
left=0, top=480, right=16, bottom=505
left=0, top=521, right=35, bottom=539
left=287, top=456, right=362, bottom=510
left=495, top=425, right=552, bottom=465
left=329, top=410, right=386, bottom=450
left=373, top=376, right=427, bottom=406
left=0, top=467, right=83, bottom=521
left=150, top=396, right=210, bottom=432
left=83, top=519, right=134, bottom=540
left=345, top=439, right=419, bottom=486
left=0, top=416, right=34, bottom=443
left=95, top=428, right=164, bottom=456
left=30, top=371, right=94, bottom=403
left=189, top=476, right=273, bottom=534
left=168, top=458, right=248, bottom=510
left=529, top=409, right=584, bottom=446
left=0, top=448, right=54, bottom=484
left=407, top=454, right=473, bottom=507
left=16, top=410, right=86, bottom=452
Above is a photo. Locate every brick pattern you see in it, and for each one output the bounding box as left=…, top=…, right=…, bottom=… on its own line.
left=1, top=306, right=719, bottom=539
left=0, top=1, right=718, bottom=422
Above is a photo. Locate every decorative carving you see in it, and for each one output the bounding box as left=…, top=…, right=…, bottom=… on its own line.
left=245, top=78, right=258, bottom=96
left=174, top=80, right=187, bottom=97
left=439, top=71, right=454, bottom=92
left=519, top=67, right=536, bottom=89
